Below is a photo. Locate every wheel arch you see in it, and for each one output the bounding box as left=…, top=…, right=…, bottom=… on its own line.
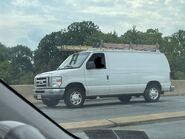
left=145, top=81, right=162, bottom=92
left=64, top=82, right=86, bottom=96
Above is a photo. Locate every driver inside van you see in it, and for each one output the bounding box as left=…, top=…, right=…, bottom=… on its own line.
left=94, top=57, right=105, bottom=69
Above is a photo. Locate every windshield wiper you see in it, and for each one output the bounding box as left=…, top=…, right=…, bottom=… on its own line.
left=57, top=65, right=75, bottom=70
left=64, top=65, right=74, bottom=68
left=58, top=65, right=75, bottom=69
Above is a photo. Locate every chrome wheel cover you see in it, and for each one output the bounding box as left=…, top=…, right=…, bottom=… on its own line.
left=70, top=91, right=82, bottom=105
left=149, top=88, right=159, bottom=100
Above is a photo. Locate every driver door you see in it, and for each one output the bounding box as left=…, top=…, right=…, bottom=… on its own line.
left=84, top=53, right=110, bottom=96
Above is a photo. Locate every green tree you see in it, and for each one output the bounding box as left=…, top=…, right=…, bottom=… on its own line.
left=9, top=45, right=33, bottom=72
left=66, top=21, right=100, bottom=45
left=174, top=71, right=185, bottom=80
left=0, top=44, right=34, bottom=84
left=84, top=30, right=104, bottom=46
left=102, top=31, right=121, bottom=43
left=121, top=27, right=162, bottom=45
left=0, top=60, right=13, bottom=84
left=34, top=31, right=64, bottom=73
left=160, top=30, right=185, bottom=79
left=121, top=26, right=140, bottom=44
left=142, top=29, right=162, bottom=45
left=0, top=42, right=9, bottom=61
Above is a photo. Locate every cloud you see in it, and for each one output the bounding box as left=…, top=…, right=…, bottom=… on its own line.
left=0, top=0, right=185, bottom=50
left=11, top=0, right=40, bottom=7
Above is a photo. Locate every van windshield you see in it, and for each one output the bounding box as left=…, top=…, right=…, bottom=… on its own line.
left=58, top=52, right=90, bottom=69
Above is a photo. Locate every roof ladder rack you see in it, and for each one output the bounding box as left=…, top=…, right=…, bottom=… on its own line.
left=98, top=43, right=160, bottom=52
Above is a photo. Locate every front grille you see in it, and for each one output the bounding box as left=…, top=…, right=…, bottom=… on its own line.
left=35, top=77, right=49, bottom=88
left=35, top=90, right=44, bottom=93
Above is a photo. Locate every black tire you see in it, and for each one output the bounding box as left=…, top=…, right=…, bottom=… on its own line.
left=118, top=96, right=131, bottom=103
left=42, top=99, right=60, bottom=107
left=144, top=84, right=161, bottom=102
left=64, top=87, right=85, bottom=108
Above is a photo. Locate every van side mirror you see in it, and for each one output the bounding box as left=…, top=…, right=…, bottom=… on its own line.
left=86, top=61, right=96, bottom=69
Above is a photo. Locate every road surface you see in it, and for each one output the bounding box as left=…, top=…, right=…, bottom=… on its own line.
left=35, top=96, right=185, bottom=123
left=112, top=119, right=185, bottom=139
left=74, top=118, right=185, bottom=139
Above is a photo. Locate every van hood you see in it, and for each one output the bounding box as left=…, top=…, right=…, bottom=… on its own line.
left=35, top=71, right=58, bottom=78
left=35, top=69, right=76, bottom=78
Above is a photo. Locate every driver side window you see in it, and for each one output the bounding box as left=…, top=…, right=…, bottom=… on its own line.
left=87, top=53, right=106, bottom=69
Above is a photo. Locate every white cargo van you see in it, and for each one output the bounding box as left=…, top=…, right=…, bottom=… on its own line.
left=34, top=48, right=174, bottom=108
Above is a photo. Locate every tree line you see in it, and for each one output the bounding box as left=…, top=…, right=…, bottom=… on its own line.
left=0, top=21, right=185, bottom=84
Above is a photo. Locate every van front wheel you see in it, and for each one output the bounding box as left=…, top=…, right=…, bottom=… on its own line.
left=144, top=84, right=161, bottom=102
left=64, top=87, right=85, bottom=108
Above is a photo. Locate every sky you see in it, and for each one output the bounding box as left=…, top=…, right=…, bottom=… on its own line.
left=0, top=0, right=185, bottom=50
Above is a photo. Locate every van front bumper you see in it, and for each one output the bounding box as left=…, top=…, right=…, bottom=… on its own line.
left=34, top=88, right=65, bottom=100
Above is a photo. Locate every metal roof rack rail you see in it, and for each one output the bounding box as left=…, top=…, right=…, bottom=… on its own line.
left=57, top=43, right=160, bottom=53
left=97, top=43, right=160, bottom=52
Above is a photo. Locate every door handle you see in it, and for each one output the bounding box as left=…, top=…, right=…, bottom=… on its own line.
left=106, top=75, right=109, bottom=80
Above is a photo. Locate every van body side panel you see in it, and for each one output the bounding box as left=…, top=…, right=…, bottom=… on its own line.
left=107, top=52, right=171, bottom=94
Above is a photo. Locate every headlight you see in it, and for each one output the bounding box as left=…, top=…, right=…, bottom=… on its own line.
left=51, top=76, right=62, bottom=88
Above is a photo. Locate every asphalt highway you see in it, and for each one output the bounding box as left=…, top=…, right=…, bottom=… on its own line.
left=35, top=96, right=185, bottom=123
left=74, top=118, right=185, bottom=139
left=111, top=119, right=185, bottom=139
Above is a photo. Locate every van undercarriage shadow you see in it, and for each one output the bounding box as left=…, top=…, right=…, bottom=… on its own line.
left=40, top=98, right=166, bottom=109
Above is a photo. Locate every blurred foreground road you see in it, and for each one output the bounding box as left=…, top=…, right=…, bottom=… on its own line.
left=112, top=119, right=185, bottom=139
left=74, top=119, right=185, bottom=139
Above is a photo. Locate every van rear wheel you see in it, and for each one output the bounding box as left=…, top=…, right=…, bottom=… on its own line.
left=42, top=99, right=60, bottom=107
left=64, top=87, right=85, bottom=108
left=144, top=84, right=161, bottom=102
left=118, top=96, right=131, bottom=103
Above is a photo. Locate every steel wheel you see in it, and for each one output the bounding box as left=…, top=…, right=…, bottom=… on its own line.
left=149, top=88, right=159, bottom=100
left=70, top=91, right=82, bottom=106
left=64, top=87, right=85, bottom=108
left=144, top=84, right=161, bottom=102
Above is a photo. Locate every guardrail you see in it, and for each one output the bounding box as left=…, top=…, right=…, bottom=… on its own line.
left=167, top=80, right=185, bottom=95
left=10, top=80, right=185, bottom=103
left=10, top=85, right=36, bottom=103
